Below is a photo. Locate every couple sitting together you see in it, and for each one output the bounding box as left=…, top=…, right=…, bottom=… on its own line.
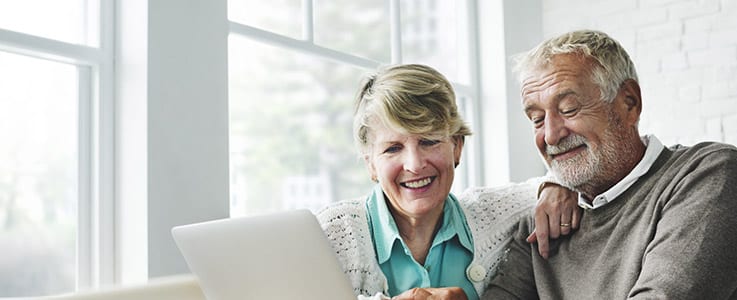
left=317, top=29, right=737, bottom=300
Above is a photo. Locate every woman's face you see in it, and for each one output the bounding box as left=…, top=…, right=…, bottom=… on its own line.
left=365, top=121, right=463, bottom=220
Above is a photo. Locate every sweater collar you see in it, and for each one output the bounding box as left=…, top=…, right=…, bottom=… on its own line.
left=578, top=135, right=665, bottom=209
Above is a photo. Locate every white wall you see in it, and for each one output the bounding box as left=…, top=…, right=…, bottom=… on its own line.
left=116, top=0, right=230, bottom=283
left=478, top=0, right=547, bottom=186
left=542, top=0, right=737, bottom=146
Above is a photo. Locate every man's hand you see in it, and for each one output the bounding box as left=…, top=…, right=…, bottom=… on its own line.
left=391, top=287, right=467, bottom=300
left=526, top=183, right=580, bottom=259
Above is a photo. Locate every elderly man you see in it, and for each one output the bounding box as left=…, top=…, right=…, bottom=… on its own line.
left=484, top=30, right=737, bottom=299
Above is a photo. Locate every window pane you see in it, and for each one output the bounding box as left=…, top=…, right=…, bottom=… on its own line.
left=454, top=94, right=475, bottom=191
left=0, top=51, right=78, bottom=297
left=314, top=0, right=390, bottom=62
left=401, top=0, right=469, bottom=84
left=0, top=0, right=99, bottom=46
left=228, top=0, right=302, bottom=39
left=228, top=35, right=374, bottom=217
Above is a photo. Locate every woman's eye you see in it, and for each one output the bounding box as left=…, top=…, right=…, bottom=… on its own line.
left=420, top=139, right=441, bottom=146
left=384, top=145, right=401, bottom=153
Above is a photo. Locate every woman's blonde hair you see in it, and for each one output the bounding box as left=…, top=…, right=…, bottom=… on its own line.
left=352, top=64, right=471, bottom=156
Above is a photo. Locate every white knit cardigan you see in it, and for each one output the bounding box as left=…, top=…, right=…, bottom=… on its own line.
left=316, top=180, right=540, bottom=298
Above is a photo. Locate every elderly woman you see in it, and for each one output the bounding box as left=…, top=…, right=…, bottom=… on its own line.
left=317, top=64, right=577, bottom=300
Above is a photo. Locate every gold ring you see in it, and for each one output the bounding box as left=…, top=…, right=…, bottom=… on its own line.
left=560, top=223, right=571, bottom=227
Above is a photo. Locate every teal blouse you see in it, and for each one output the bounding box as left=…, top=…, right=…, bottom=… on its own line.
left=365, top=184, right=478, bottom=299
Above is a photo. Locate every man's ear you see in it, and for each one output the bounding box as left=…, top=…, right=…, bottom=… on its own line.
left=618, top=79, right=642, bottom=125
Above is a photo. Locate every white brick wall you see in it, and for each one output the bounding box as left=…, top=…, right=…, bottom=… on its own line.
left=724, top=114, right=737, bottom=144
left=543, top=0, right=737, bottom=146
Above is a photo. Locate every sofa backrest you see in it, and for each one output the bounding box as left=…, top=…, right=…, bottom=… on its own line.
left=44, top=275, right=205, bottom=300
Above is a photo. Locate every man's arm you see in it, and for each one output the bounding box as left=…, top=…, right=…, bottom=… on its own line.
left=527, top=182, right=580, bottom=259
left=629, top=146, right=737, bottom=299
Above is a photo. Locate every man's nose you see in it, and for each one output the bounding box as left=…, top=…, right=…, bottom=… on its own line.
left=544, top=114, right=569, bottom=146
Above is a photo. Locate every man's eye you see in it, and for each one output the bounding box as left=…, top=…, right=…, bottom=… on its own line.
left=531, top=116, right=544, bottom=127
left=561, top=108, right=578, bottom=116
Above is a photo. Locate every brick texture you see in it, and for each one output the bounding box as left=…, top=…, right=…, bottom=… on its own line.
left=543, top=0, right=737, bottom=147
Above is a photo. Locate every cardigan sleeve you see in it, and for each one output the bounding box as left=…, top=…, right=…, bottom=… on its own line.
left=481, top=214, right=540, bottom=300
left=458, top=180, right=539, bottom=299
left=316, top=199, right=388, bottom=298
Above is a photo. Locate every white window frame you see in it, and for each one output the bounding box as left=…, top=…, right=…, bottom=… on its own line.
left=0, top=0, right=115, bottom=292
left=228, top=0, right=485, bottom=192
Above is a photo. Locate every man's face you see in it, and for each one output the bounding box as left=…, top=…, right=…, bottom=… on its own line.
left=521, top=54, right=639, bottom=194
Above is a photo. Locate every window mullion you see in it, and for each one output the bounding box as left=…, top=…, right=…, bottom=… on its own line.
left=302, top=0, right=314, bottom=43
left=229, top=22, right=380, bottom=69
left=77, top=65, right=93, bottom=290
left=464, top=0, right=484, bottom=187
left=97, top=0, right=116, bottom=286
left=0, top=28, right=103, bottom=65
left=389, top=0, right=402, bottom=64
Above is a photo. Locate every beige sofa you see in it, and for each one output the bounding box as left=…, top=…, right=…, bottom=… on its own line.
left=44, top=275, right=206, bottom=300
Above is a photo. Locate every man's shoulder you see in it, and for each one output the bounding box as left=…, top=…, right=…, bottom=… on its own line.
left=669, top=141, right=737, bottom=156
left=665, top=141, right=737, bottom=165
left=658, top=141, right=737, bottom=188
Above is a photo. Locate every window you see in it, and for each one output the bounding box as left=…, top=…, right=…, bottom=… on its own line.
left=228, top=0, right=482, bottom=217
left=0, top=0, right=113, bottom=297
left=229, top=36, right=371, bottom=214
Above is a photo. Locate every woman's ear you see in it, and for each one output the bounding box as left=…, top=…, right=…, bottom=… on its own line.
left=364, top=154, right=378, bottom=182
left=453, top=136, right=464, bottom=168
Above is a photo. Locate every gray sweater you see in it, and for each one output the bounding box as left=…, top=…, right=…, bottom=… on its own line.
left=485, top=142, right=737, bottom=299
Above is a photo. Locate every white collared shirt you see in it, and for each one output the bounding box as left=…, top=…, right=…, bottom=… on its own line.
left=577, top=135, right=665, bottom=210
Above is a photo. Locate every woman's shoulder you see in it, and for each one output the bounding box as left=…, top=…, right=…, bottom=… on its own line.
left=316, top=197, right=368, bottom=229
left=315, top=197, right=384, bottom=296
left=458, top=179, right=541, bottom=233
left=458, top=177, right=541, bottom=207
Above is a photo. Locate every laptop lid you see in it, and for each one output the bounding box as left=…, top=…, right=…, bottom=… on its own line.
left=171, top=209, right=356, bottom=300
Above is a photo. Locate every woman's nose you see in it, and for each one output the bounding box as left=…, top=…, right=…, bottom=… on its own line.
left=403, top=149, right=426, bottom=173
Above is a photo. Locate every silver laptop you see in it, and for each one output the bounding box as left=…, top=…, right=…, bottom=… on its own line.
left=171, top=209, right=356, bottom=300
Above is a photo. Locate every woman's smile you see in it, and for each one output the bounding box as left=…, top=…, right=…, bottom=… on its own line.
left=401, top=176, right=435, bottom=189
